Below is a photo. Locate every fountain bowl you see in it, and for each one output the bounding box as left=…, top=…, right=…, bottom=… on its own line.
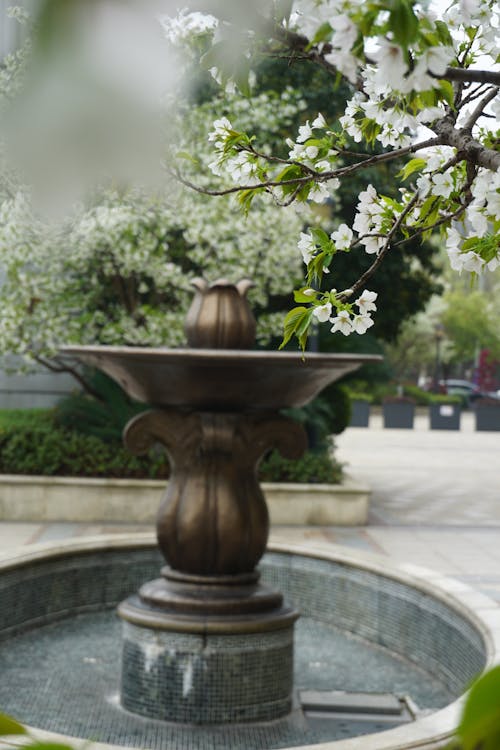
left=60, top=346, right=381, bottom=410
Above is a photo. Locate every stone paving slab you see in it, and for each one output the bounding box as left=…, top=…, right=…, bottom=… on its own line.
left=336, top=412, right=500, bottom=526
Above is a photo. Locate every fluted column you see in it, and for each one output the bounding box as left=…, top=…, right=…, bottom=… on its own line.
left=124, top=408, right=307, bottom=576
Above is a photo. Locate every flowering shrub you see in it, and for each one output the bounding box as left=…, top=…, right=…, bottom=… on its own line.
left=0, top=63, right=304, bottom=380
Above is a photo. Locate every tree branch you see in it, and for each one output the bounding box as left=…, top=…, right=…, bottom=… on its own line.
left=433, top=119, right=500, bottom=171
left=341, top=193, right=420, bottom=300
left=462, top=87, right=499, bottom=131
left=170, top=136, right=441, bottom=199
left=33, top=354, right=103, bottom=400
left=270, top=24, right=500, bottom=88
left=443, top=68, right=500, bottom=85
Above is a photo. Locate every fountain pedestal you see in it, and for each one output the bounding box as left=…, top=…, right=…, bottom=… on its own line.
left=62, top=278, right=378, bottom=726
left=117, top=406, right=304, bottom=723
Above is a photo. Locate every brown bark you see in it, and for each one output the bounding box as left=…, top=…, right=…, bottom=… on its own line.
left=434, top=119, right=500, bottom=172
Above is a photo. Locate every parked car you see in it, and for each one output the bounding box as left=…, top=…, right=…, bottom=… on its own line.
left=439, top=379, right=500, bottom=408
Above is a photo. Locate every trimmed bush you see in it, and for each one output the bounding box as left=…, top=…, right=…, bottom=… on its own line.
left=258, top=448, right=343, bottom=484
left=0, top=423, right=169, bottom=479
left=0, top=413, right=343, bottom=484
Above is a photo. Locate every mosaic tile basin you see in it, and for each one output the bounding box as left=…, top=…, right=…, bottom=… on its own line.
left=0, top=537, right=499, bottom=750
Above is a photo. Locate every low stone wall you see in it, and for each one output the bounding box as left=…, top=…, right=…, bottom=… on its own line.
left=0, top=474, right=370, bottom=525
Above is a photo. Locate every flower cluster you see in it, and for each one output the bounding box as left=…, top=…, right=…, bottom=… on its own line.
left=329, top=290, right=378, bottom=336
left=160, top=10, right=218, bottom=46
left=306, top=288, right=378, bottom=337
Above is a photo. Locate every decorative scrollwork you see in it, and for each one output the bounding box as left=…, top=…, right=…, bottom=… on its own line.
left=123, top=409, right=200, bottom=464
left=237, top=414, right=308, bottom=465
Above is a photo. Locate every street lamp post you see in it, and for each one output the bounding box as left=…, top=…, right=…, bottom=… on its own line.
left=433, top=324, right=445, bottom=392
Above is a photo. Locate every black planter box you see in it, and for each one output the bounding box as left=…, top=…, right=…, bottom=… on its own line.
left=383, top=402, right=415, bottom=429
left=429, top=403, right=461, bottom=430
left=475, top=404, right=500, bottom=432
left=349, top=400, right=370, bottom=427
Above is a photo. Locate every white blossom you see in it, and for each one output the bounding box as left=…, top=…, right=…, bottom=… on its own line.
left=356, top=290, right=378, bottom=314
left=352, top=314, right=374, bottom=334
left=422, top=46, right=454, bottom=76
left=309, top=181, right=333, bottom=203
left=208, top=117, right=233, bottom=142
left=161, top=10, right=218, bottom=45
left=297, top=231, right=316, bottom=264
left=297, top=121, right=313, bottom=143
left=313, top=302, right=333, bottom=322
left=370, top=40, right=409, bottom=91
left=361, top=235, right=385, bottom=254
left=330, top=310, right=353, bottom=336
left=467, top=206, right=488, bottom=237
left=312, top=113, right=327, bottom=129
left=330, top=224, right=353, bottom=250
left=432, top=172, right=455, bottom=199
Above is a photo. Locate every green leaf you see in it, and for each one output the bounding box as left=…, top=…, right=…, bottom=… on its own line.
left=200, top=40, right=231, bottom=71
left=388, top=0, right=419, bottom=48
left=297, top=328, right=309, bottom=352
left=307, top=251, right=329, bottom=286
left=233, top=61, right=252, bottom=97
left=398, top=157, right=427, bottom=181
left=457, top=667, right=500, bottom=749
left=311, top=228, right=333, bottom=253
left=360, top=118, right=382, bottom=145
left=461, top=237, right=478, bottom=252
left=418, top=195, right=440, bottom=224
left=308, top=22, right=333, bottom=48
left=294, top=288, right=317, bottom=303
left=277, top=164, right=305, bottom=181
left=237, top=188, right=262, bottom=215
left=434, top=20, right=453, bottom=45
left=280, top=306, right=309, bottom=349
left=175, top=151, right=199, bottom=164
left=439, top=80, right=455, bottom=108
left=296, top=307, right=314, bottom=337
left=0, top=713, right=27, bottom=736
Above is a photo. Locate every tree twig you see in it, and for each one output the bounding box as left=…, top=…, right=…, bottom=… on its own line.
left=339, top=193, right=420, bottom=300
left=462, top=87, right=499, bottom=131
left=33, top=354, right=103, bottom=400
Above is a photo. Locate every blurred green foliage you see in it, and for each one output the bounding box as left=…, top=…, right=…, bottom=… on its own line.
left=0, top=407, right=341, bottom=483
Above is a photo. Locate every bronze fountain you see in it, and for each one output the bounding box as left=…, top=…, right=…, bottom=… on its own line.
left=63, top=278, right=378, bottom=724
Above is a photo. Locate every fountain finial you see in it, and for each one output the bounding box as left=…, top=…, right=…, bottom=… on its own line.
left=185, top=277, right=256, bottom=349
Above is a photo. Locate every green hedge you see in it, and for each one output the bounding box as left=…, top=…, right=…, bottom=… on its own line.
left=259, top=448, right=343, bottom=484
left=0, top=413, right=343, bottom=484
left=0, top=424, right=170, bottom=479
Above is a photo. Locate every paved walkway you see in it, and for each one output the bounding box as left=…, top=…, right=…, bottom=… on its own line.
left=1, top=410, right=499, bottom=599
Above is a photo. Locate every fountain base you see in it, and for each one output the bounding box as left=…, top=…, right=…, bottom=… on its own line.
left=118, top=568, right=299, bottom=723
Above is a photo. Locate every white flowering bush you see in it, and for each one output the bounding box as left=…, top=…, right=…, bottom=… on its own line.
left=163, top=0, right=500, bottom=349
left=0, top=68, right=305, bottom=383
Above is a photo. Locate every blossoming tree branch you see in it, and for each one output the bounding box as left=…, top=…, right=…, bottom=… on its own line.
left=168, top=0, right=500, bottom=350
